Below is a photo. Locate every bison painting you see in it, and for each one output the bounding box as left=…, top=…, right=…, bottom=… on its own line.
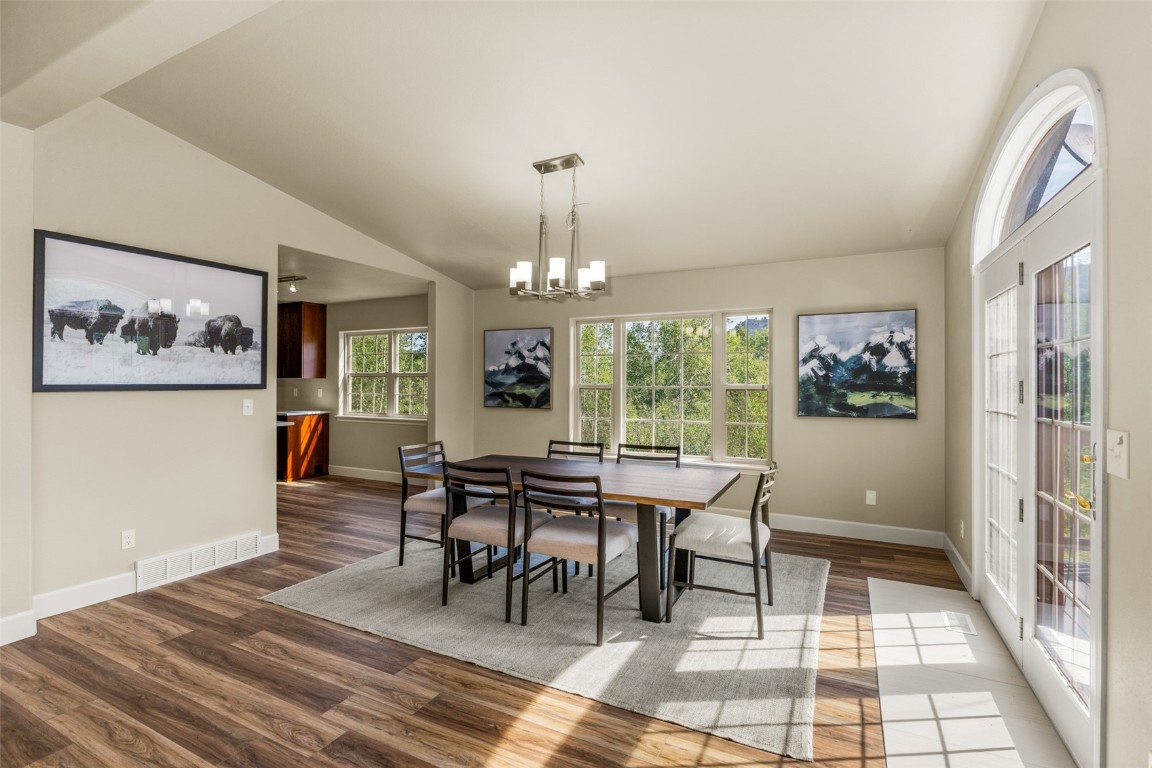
left=204, top=314, right=252, bottom=354
left=123, top=303, right=180, bottom=356
left=48, top=299, right=125, bottom=345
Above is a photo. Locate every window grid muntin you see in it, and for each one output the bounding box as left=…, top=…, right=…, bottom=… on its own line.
left=343, top=329, right=428, bottom=417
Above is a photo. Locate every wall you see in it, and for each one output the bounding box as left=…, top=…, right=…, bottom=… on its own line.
left=942, top=3, right=1152, bottom=764
left=277, top=294, right=431, bottom=478
left=0, top=123, right=36, bottom=641
left=1, top=99, right=474, bottom=625
left=475, top=248, right=946, bottom=534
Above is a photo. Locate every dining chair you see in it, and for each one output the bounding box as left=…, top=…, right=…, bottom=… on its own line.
left=546, top=439, right=605, bottom=462
left=606, top=443, right=681, bottom=588
left=665, top=461, right=778, bottom=640
left=520, top=470, right=639, bottom=646
left=441, top=462, right=553, bottom=623
left=397, top=441, right=489, bottom=568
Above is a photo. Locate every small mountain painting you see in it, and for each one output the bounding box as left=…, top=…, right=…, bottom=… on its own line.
left=798, top=309, right=916, bottom=418
left=484, top=327, right=552, bottom=408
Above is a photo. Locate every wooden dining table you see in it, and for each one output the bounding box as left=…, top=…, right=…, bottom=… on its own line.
left=450, top=454, right=741, bottom=622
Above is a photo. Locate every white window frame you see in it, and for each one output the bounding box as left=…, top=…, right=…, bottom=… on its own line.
left=571, top=309, right=771, bottom=465
left=339, top=326, right=429, bottom=421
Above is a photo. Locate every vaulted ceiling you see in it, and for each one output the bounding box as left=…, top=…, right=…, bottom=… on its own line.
left=2, top=1, right=1043, bottom=296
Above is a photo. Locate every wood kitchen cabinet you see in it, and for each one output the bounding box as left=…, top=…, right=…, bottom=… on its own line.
left=277, top=412, right=329, bottom=482
left=277, top=301, right=326, bottom=378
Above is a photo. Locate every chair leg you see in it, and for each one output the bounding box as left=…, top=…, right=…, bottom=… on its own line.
left=441, top=531, right=452, bottom=607
left=665, top=533, right=677, bottom=623
left=751, top=546, right=765, bottom=640
left=765, top=546, right=774, bottom=606
left=486, top=545, right=494, bottom=581
left=596, top=556, right=606, bottom=646
left=659, top=514, right=667, bottom=590
left=504, top=543, right=514, bottom=624
left=561, top=560, right=569, bottom=594
left=399, top=508, right=407, bottom=566
left=521, top=548, right=531, bottom=627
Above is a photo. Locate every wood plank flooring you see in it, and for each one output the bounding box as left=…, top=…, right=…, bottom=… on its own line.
left=2, top=475, right=964, bottom=767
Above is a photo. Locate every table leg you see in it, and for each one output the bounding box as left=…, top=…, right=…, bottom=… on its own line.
left=634, top=502, right=663, bottom=622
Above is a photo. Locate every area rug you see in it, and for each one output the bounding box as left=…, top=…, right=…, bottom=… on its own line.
left=264, top=541, right=830, bottom=760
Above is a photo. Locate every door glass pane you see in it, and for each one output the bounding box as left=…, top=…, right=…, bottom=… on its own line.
left=1034, top=246, right=1092, bottom=707
left=984, top=286, right=1017, bottom=604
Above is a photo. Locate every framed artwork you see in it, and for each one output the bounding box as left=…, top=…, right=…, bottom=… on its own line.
left=797, top=309, right=917, bottom=418
left=483, top=327, right=552, bottom=408
left=33, top=230, right=268, bottom=391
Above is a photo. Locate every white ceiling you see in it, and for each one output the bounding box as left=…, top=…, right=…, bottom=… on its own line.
left=2, top=1, right=1044, bottom=300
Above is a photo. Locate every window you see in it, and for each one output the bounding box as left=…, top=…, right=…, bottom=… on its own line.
left=575, top=312, right=770, bottom=461
left=342, top=328, right=428, bottom=418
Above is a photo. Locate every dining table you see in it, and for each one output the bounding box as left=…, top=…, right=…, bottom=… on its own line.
left=450, top=454, right=741, bottom=622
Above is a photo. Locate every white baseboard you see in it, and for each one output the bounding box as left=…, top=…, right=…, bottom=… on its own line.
left=33, top=571, right=136, bottom=621
left=328, top=465, right=402, bottom=484
left=704, top=507, right=946, bottom=549
left=260, top=532, right=280, bottom=554
left=943, top=533, right=974, bottom=594
left=0, top=610, right=36, bottom=645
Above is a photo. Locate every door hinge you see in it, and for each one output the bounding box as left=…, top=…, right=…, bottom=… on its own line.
left=1019, top=498, right=1024, bottom=523
left=1018, top=262, right=1025, bottom=286
left=1019, top=616, right=1024, bottom=640
left=1018, top=380, right=1024, bottom=404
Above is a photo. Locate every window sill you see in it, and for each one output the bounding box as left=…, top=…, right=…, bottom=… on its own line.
left=336, top=414, right=428, bottom=425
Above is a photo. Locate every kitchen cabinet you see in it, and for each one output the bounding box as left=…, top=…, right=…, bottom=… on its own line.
left=277, top=301, right=326, bottom=378
left=277, top=411, right=329, bottom=482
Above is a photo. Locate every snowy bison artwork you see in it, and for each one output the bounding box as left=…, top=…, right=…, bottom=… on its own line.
left=47, top=299, right=125, bottom=345
left=33, top=229, right=267, bottom=391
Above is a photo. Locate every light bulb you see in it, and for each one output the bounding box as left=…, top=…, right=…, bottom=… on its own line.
left=289, top=281, right=298, bottom=293
left=548, top=257, right=566, bottom=287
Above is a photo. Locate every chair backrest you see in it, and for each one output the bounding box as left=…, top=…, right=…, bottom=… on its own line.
left=752, top=461, right=779, bottom=526
left=520, top=470, right=604, bottom=518
left=546, top=439, right=604, bottom=462
left=616, top=443, right=681, bottom=467
left=443, top=461, right=515, bottom=510
left=397, top=441, right=446, bottom=500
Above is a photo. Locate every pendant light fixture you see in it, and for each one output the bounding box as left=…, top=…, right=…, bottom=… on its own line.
left=509, top=153, right=606, bottom=299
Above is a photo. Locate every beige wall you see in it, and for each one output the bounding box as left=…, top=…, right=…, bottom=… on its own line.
left=943, top=3, right=1152, bottom=764
left=475, top=248, right=946, bottom=529
left=3, top=99, right=473, bottom=609
left=1, top=123, right=35, bottom=624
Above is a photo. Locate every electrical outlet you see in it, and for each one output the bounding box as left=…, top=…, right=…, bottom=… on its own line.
left=121, top=529, right=136, bottom=549
left=242, top=399, right=253, bottom=416
left=865, top=490, right=877, bottom=505
left=292, top=387, right=298, bottom=397
left=317, top=388, right=323, bottom=398
left=960, top=520, right=965, bottom=539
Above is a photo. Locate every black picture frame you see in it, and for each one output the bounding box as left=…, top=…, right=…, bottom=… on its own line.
left=33, top=230, right=268, bottom=391
left=797, top=308, right=917, bottom=418
left=483, top=327, right=552, bottom=408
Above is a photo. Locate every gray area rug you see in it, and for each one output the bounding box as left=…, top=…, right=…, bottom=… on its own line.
left=264, top=541, right=830, bottom=760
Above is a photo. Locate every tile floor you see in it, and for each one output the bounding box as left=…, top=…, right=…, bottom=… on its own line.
left=868, top=578, right=1077, bottom=768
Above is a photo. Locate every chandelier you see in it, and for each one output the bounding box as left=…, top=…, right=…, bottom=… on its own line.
left=509, top=153, right=606, bottom=299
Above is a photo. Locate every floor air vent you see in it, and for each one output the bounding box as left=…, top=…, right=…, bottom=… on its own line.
left=135, top=531, right=262, bottom=592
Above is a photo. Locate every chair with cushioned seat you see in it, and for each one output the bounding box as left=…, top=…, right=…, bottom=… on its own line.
left=441, top=462, right=553, bottom=623
left=605, top=443, right=681, bottom=588
left=665, top=461, right=778, bottom=639
left=520, top=470, right=639, bottom=646
left=397, top=441, right=490, bottom=568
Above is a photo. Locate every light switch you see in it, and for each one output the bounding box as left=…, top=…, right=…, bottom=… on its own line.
left=242, top=399, right=254, bottom=416
left=1106, top=429, right=1129, bottom=480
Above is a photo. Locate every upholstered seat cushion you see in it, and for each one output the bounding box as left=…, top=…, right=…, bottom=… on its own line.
left=672, top=511, right=770, bottom=560
left=448, top=507, right=552, bottom=547
left=404, top=486, right=493, bottom=515
left=526, top=515, right=638, bottom=564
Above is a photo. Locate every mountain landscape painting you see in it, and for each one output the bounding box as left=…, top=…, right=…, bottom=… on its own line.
left=484, top=327, right=552, bottom=408
left=798, top=309, right=916, bottom=418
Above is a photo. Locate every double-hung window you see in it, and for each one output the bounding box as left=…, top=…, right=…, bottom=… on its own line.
left=342, top=328, right=428, bottom=418
left=575, top=312, right=770, bottom=461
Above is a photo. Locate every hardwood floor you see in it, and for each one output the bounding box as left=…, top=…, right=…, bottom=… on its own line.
left=2, top=475, right=964, bottom=767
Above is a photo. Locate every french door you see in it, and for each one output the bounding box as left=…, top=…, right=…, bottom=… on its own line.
left=978, top=181, right=1102, bottom=768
